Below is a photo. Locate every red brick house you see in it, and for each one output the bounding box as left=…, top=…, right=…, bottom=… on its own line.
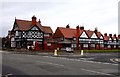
left=53, top=25, right=76, bottom=49
left=103, top=33, right=120, bottom=50
left=53, top=25, right=104, bottom=50
left=117, top=35, right=120, bottom=49
left=76, top=26, right=104, bottom=50
left=9, top=16, right=54, bottom=50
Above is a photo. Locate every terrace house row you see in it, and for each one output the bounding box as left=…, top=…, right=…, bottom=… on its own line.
left=53, top=25, right=120, bottom=50
left=4, top=16, right=120, bottom=50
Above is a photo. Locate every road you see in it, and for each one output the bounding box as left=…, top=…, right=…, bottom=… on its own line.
left=1, top=51, right=119, bottom=77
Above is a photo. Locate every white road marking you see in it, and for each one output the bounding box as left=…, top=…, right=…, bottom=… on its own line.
left=43, top=56, right=118, bottom=66
left=0, top=51, right=3, bottom=52
left=81, top=68, right=113, bottom=76
left=110, top=58, right=120, bottom=63
left=3, top=73, right=13, bottom=77
left=36, top=61, right=64, bottom=67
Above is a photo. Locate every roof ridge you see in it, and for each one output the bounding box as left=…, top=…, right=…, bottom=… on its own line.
left=42, top=26, right=51, bottom=28
left=58, top=27, right=75, bottom=30
left=16, top=19, right=31, bottom=22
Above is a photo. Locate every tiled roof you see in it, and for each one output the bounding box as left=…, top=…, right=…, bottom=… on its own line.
left=96, top=32, right=103, bottom=39
left=16, top=19, right=32, bottom=30
left=42, top=26, right=53, bottom=34
left=118, top=35, right=120, bottom=39
left=112, top=36, right=116, bottom=40
left=54, top=27, right=101, bottom=39
left=58, top=27, right=76, bottom=38
left=78, top=30, right=84, bottom=37
left=85, top=30, right=94, bottom=38
left=104, top=36, right=109, bottom=41
left=15, top=19, right=53, bottom=34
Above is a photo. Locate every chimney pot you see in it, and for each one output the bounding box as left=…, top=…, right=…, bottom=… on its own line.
left=109, top=34, right=112, bottom=37
left=38, top=19, right=41, bottom=24
left=76, top=25, right=79, bottom=29
left=118, top=34, right=120, bottom=37
left=114, top=34, right=116, bottom=37
left=32, top=15, right=37, bottom=26
left=66, top=24, right=70, bottom=28
left=80, top=26, right=84, bottom=30
left=104, top=33, right=107, bottom=36
left=94, top=27, right=98, bottom=32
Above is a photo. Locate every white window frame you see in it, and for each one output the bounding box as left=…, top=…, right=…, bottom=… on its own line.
left=83, top=44, right=88, bottom=48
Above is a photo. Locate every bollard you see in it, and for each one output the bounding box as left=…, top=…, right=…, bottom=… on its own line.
left=81, top=50, right=83, bottom=55
left=54, top=49, right=57, bottom=56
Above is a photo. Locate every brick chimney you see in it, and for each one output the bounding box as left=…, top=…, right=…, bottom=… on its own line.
left=66, top=24, right=70, bottom=28
left=94, top=27, right=98, bottom=33
left=114, top=34, right=116, bottom=37
left=104, top=33, right=107, bottom=36
left=118, top=34, right=120, bottom=37
left=76, top=25, right=80, bottom=49
left=32, top=15, right=37, bottom=26
left=38, top=19, right=41, bottom=24
left=109, top=34, right=112, bottom=38
left=80, top=26, right=84, bottom=30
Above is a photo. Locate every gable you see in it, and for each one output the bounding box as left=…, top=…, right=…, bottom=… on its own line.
left=53, top=28, right=64, bottom=38
left=113, top=38, right=116, bottom=40
left=42, top=26, right=53, bottom=34
left=100, top=36, right=103, bottom=39
left=109, top=38, right=112, bottom=40
left=31, top=26, right=39, bottom=30
left=91, top=33, right=98, bottom=38
left=80, top=31, right=88, bottom=38
left=12, top=23, right=19, bottom=31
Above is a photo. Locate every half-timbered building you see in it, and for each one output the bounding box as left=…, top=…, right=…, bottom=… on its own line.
left=5, top=16, right=120, bottom=50
left=53, top=25, right=104, bottom=50
left=9, top=16, right=53, bottom=50
left=77, top=26, right=104, bottom=50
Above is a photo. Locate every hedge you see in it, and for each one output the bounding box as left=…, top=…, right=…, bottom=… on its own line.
left=78, top=50, right=120, bottom=53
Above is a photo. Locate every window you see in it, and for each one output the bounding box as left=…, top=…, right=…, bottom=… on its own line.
left=44, top=34, right=49, bottom=37
left=108, top=45, right=111, bottom=48
left=90, top=39, right=96, bottom=43
left=73, top=38, right=76, bottom=41
left=47, top=43, right=51, bottom=46
left=83, top=44, right=88, bottom=48
left=113, top=41, right=116, bottom=45
left=79, top=38, right=89, bottom=43
left=100, top=44, right=104, bottom=47
left=95, top=39, right=99, bottom=43
left=100, top=40, right=103, bottom=44
left=91, top=44, right=95, bottom=47
left=72, top=44, right=76, bottom=48
left=108, top=41, right=112, bottom=45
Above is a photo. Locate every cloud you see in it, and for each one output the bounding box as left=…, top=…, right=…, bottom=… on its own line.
left=0, top=0, right=119, bottom=37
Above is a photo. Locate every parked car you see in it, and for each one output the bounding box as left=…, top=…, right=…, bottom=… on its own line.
left=61, top=47, right=74, bottom=53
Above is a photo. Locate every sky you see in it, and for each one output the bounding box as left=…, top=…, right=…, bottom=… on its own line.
left=0, top=0, right=119, bottom=37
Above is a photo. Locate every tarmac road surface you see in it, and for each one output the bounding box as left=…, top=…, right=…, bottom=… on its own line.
left=1, top=51, right=119, bottom=77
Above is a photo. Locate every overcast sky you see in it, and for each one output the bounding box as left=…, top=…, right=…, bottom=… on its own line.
left=0, top=0, right=119, bottom=37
